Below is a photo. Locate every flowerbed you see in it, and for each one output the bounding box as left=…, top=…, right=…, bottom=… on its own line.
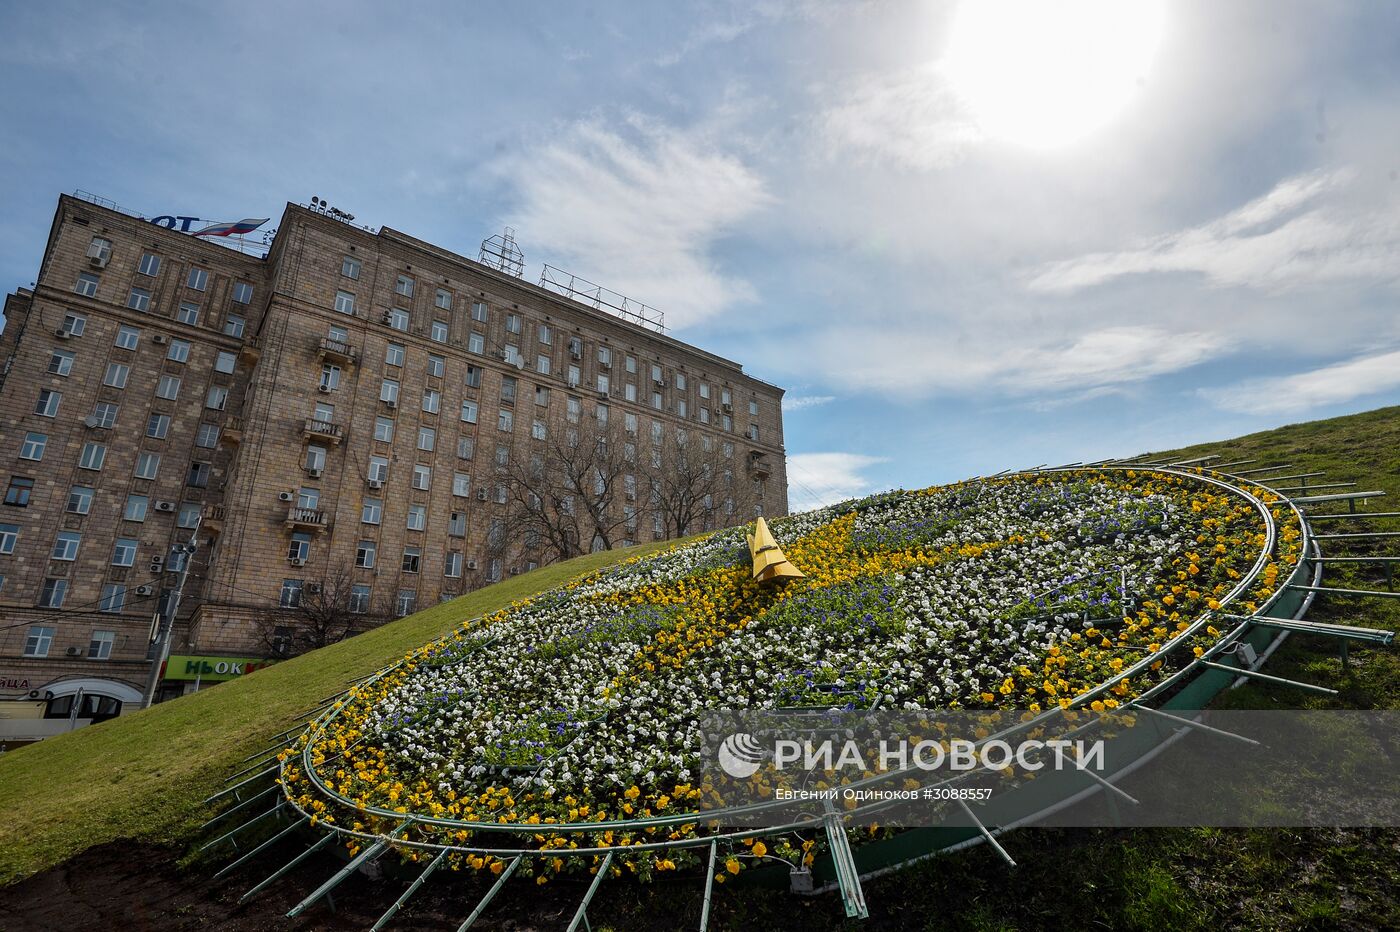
left=278, top=468, right=1303, bottom=883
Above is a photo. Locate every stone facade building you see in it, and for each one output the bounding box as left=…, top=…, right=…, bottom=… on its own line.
left=0, top=194, right=787, bottom=723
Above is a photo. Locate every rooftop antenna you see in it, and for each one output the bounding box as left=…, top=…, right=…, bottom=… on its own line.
left=480, top=227, right=525, bottom=278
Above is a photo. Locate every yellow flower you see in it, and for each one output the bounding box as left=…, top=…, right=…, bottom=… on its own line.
left=725, top=858, right=742, bottom=875
left=752, top=841, right=768, bottom=858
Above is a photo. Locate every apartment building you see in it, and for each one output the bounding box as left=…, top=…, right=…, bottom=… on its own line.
left=0, top=194, right=787, bottom=728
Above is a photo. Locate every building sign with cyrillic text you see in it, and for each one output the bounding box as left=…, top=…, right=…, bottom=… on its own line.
left=163, top=655, right=272, bottom=682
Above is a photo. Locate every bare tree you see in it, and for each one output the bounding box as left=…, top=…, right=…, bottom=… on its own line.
left=648, top=429, right=759, bottom=537
left=254, top=562, right=389, bottom=658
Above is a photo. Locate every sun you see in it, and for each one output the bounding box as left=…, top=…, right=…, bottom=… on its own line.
left=942, top=0, right=1166, bottom=149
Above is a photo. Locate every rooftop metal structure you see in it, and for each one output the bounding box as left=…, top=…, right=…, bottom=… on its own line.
left=538, top=263, right=666, bottom=333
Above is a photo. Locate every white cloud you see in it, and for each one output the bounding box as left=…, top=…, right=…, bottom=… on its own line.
left=503, top=116, right=770, bottom=328
left=786, top=452, right=885, bottom=512
left=1202, top=348, right=1400, bottom=416
left=782, top=394, right=835, bottom=411
left=803, top=325, right=1223, bottom=397
left=819, top=64, right=982, bottom=171
left=1027, top=169, right=1400, bottom=294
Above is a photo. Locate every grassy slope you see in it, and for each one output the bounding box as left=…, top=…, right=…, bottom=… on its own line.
left=0, top=541, right=678, bottom=885
left=2, top=405, right=1398, bottom=929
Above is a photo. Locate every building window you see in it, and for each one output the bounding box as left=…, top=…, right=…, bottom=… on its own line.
left=427, top=354, right=445, bottom=378
left=532, top=419, right=547, bottom=441
left=156, top=374, right=181, bottom=400
left=288, top=532, right=311, bottom=562
left=66, top=485, right=94, bottom=514
left=139, top=253, right=161, bottom=276
left=48, top=349, right=75, bottom=377
left=396, top=589, right=416, bottom=616
left=349, top=584, right=371, bottom=614
left=167, top=338, right=191, bottom=363
left=449, top=511, right=466, bottom=536
left=368, top=455, right=389, bottom=483
left=471, top=301, right=488, bottom=323
left=280, top=578, right=304, bottom=608
left=498, top=409, right=513, bottom=432
left=538, top=323, right=552, bottom=345
left=487, top=559, right=502, bottom=582
left=465, top=364, right=482, bottom=388
left=35, top=389, right=61, bottom=417
left=504, top=313, right=521, bottom=335
left=112, top=537, right=139, bottom=567
left=402, top=547, right=421, bottom=573
left=444, top=552, right=463, bottom=577
left=24, top=625, right=55, bottom=657
left=501, top=375, right=517, bottom=405
left=342, top=256, right=361, bottom=279
left=224, top=315, right=245, bottom=338
left=495, top=444, right=510, bottom=467
left=187, top=462, right=211, bottom=488
left=435, top=288, right=452, bottom=310
left=469, top=331, right=485, bottom=355
left=320, top=364, right=341, bottom=392
left=39, top=578, right=67, bottom=608
left=387, top=308, right=409, bottom=331
left=210, top=350, right=236, bottom=374
left=177, top=502, right=201, bottom=528
left=407, top=504, right=427, bottom=531
left=128, top=287, right=151, bottom=312
left=75, top=273, right=99, bottom=297
left=374, top=416, right=394, bottom=443
left=395, top=274, right=414, bottom=297
left=457, top=436, right=475, bottom=460
left=20, top=432, right=47, bottom=461
left=196, top=423, right=220, bottom=448
left=232, top=282, right=254, bottom=304
left=453, top=472, right=471, bottom=497
left=63, top=311, right=87, bottom=336
left=362, top=498, right=383, bottom=524
left=597, top=373, right=610, bottom=395
left=567, top=364, right=580, bottom=387
left=305, top=445, right=327, bottom=472
left=177, top=301, right=200, bottom=325
left=98, top=587, right=125, bottom=617
left=329, top=289, right=355, bottom=315
left=0, top=524, right=17, bottom=554
left=116, top=325, right=140, bottom=350
left=380, top=379, right=399, bottom=405
left=412, top=464, right=431, bottom=491
left=430, top=320, right=449, bottom=343
left=86, top=402, right=118, bottom=429
left=385, top=343, right=405, bottom=367
left=101, top=363, right=129, bottom=389
left=206, top=386, right=229, bottom=410
left=422, top=389, right=440, bottom=414
left=356, top=539, right=376, bottom=568
left=652, top=391, right=663, bottom=410
left=417, top=426, right=436, bottom=452
left=460, top=400, right=478, bottom=424
left=297, top=487, right=319, bottom=510
left=89, top=628, right=116, bottom=656
left=52, top=531, right=81, bottom=561
left=124, top=494, right=148, bottom=522
left=134, top=451, right=160, bottom=479
left=567, top=396, right=581, bottom=423
left=536, top=354, right=551, bottom=375
left=187, top=268, right=209, bottom=291
left=79, top=442, right=106, bottom=471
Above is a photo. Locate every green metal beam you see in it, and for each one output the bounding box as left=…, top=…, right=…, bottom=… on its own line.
left=371, top=848, right=449, bottom=932
left=457, top=855, right=523, bottom=931
left=566, top=851, right=615, bottom=932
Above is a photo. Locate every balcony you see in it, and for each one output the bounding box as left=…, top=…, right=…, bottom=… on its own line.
left=747, top=450, right=772, bottom=480
left=202, top=503, right=226, bottom=533
left=303, top=418, right=343, bottom=444
left=318, top=337, right=359, bottom=365
left=285, top=506, right=328, bottom=531
left=221, top=416, right=244, bottom=445
left=238, top=335, right=262, bottom=366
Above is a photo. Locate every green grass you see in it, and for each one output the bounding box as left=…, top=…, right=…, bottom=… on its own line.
left=0, top=540, right=678, bottom=885
left=2, top=404, right=1399, bottom=929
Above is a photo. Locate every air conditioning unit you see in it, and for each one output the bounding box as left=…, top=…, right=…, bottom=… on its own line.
left=152, top=333, right=169, bottom=345
left=149, top=558, right=165, bottom=573
left=599, top=358, right=611, bottom=369
left=89, top=255, right=108, bottom=269
left=381, top=311, right=394, bottom=325
left=306, top=582, right=322, bottom=595
left=135, top=584, right=154, bottom=596
left=289, top=556, right=306, bottom=567
left=278, top=490, right=295, bottom=502
left=466, top=560, right=478, bottom=570
left=55, top=328, right=72, bottom=340
left=307, top=467, right=324, bottom=479
left=385, top=398, right=398, bottom=410
left=367, top=477, right=384, bottom=489
left=154, top=500, right=176, bottom=512
left=509, top=566, right=520, bottom=575
left=83, top=415, right=101, bottom=429
left=721, top=403, right=733, bottom=413
left=476, top=489, right=488, bottom=501
left=317, top=384, right=332, bottom=394
left=66, top=646, right=83, bottom=657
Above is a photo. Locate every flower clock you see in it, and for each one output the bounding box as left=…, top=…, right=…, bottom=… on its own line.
left=277, top=466, right=1305, bottom=887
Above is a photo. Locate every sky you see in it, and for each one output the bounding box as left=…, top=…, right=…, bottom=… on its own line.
left=3, top=0, right=1399, bottom=512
